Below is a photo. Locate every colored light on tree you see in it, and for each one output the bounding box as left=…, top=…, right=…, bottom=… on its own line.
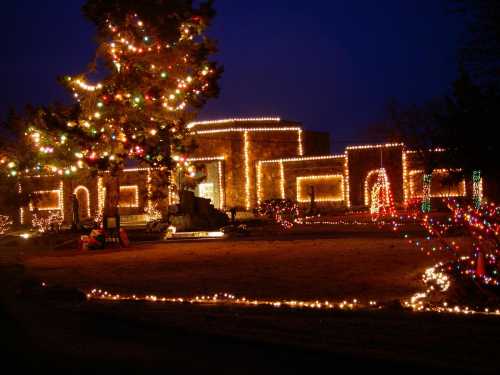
left=370, top=168, right=395, bottom=218
left=409, top=198, right=500, bottom=287
left=421, top=174, right=432, bottom=213
left=473, top=170, right=483, bottom=209
left=61, top=2, right=222, bottom=174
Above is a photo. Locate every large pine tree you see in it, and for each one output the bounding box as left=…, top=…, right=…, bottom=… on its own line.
left=2, top=1, right=222, bottom=224
left=63, top=0, right=222, bottom=218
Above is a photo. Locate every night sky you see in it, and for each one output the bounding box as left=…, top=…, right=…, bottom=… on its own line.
left=1, top=0, right=464, bottom=151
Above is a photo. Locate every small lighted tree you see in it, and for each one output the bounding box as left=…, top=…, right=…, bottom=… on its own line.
left=0, top=215, right=13, bottom=235
left=472, top=170, right=483, bottom=209
left=370, top=169, right=395, bottom=218
left=421, top=173, right=432, bottom=213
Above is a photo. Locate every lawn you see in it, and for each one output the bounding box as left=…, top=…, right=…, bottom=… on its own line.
left=2, top=227, right=496, bottom=374
left=23, top=234, right=452, bottom=303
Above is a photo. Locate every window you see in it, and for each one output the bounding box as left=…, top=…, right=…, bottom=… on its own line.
left=198, top=183, right=215, bottom=203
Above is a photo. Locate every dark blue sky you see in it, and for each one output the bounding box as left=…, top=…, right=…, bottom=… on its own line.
left=1, top=0, right=464, bottom=150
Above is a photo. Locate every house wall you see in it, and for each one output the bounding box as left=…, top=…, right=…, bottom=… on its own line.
left=303, top=131, right=331, bottom=156
left=18, top=119, right=479, bottom=225
left=22, top=177, right=65, bottom=225
left=405, top=150, right=470, bottom=205
left=192, top=120, right=303, bottom=209
left=257, top=156, right=346, bottom=210
left=346, top=145, right=405, bottom=207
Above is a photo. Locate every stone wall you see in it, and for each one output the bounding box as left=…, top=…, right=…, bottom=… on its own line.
left=258, top=156, right=346, bottom=210
left=115, top=170, right=149, bottom=216
left=191, top=132, right=242, bottom=209
left=303, top=131, right=331, bottom=156
left=192, top=123, right=302, bottom=209
left=405, top=150, right=470, bottom=203
left=64, top=174, right=99, bottom=220
left=346, top=146, right=405, bottom=207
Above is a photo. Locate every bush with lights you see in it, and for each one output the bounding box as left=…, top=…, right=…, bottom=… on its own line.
left=406, top=198, right=500, bottom=308
left=0, top=215, right=13, bottom=236
left=256, top=199, right=301, bottom=229
left=31, top=211, right=64, bottom=234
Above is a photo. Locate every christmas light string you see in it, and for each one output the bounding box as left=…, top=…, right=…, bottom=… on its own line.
left=35, top=275, right=497, bottom=318
left=403, top=260, right=500, bottom=316
left=405, top=200, right=500, bottom=286
left=254, top=196, right=500, bottom=312
left=2, top=10, right=220, bottom=181
left=86, top=289, right=374, bottom=312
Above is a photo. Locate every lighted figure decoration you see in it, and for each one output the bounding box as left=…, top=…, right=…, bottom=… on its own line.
left=144, top=203, right=162, bottom=223
left=369, top=169, right=395, bottom=218
left=31, top=214, right=47, bottom=233
left=32, top=211, right=64, bottom=233
left=421, top=174, right=432, bottom=213
left=473, top=170, right=483, bottom=209
left=0, top=215, right=13, bottom=235
left=256, top=199, right=300, bottom=229
left=94, top=211, right=104, bottom=226
left=50, top=211, right=65, bottom=232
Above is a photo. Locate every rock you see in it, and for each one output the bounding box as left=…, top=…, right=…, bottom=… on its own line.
left=17, top=279, right=86, bottom=304
left=0, top=264, right=25, bottom=283
left=43, top=286, right=87, bottom=304
left=17, top=277, right=44, bottom=298
left=385, top=299, right=405, bottom=311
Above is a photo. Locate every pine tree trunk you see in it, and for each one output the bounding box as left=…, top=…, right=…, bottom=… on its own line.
left=104, top=173, right=120, bottom=230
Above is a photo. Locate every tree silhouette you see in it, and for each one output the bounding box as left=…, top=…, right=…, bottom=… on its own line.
left=452, top=0, right=500, bottom=84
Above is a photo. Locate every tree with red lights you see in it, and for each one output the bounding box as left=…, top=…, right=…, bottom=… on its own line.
left=370, top=169, right=395, bottom=219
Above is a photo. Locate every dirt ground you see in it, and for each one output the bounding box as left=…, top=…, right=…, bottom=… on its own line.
left=1, top=228, right=497, bottom=374
left=23, top=236, right=452, bottom=303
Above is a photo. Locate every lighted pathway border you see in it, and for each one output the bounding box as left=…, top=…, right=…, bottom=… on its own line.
left=81, top=261, right=500, bottom=318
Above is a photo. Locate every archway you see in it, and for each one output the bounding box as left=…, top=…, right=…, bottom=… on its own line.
left=74, top=186, right=91, bottom=219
